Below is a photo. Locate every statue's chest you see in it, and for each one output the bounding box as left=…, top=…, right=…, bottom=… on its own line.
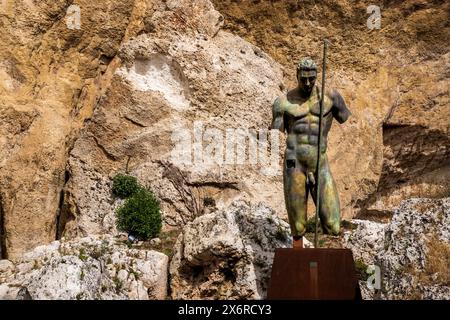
left=282, top=96, right=332, bottom=118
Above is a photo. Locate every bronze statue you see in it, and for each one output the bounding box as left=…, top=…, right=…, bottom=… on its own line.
left=271, top=56, right=350, bottom=248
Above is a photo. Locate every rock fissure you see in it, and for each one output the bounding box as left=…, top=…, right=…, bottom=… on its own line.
left=0, top=195, right=7, bottom=259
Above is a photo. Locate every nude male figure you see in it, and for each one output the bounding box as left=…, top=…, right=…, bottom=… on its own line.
left=271, top=58, right=351, bottom=247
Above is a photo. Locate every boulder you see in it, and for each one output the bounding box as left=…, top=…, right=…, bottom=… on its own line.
left=170, top=201, right=292, bottom=299
left=376, top=197, right=450, bottom=300
left=1, top=0, right=449, bottom=263
left=343, top=197, right=450, bottom=300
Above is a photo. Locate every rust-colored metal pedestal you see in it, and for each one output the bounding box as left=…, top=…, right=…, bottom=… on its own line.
left=267, top=248, right=362, bottom=300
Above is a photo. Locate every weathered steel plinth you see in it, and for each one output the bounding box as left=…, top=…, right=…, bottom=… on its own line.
left=267, top=248, right=362, bottom=300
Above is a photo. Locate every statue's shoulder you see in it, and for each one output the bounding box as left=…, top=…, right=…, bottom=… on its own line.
left=273, top=94, right=288, bottom=104
left=326, top=88, right=343, bottom=100
left=273, top=95, right=288, bottom=112
left=325, top=88, right=351, bottom=123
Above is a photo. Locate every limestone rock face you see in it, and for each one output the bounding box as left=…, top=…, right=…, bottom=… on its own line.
left=170, top=201, right=291, bottom=299
left=212, top=0, right=450, bottom=219
left=344, top=197, right=450, bottom=300
left=343, top=219, right=387, bottom=299
left=344, top=220, right=386, bottom=266
left=62, top=1, right=284, bottom=238
left=0, top=235, right=168, bottom=300
left=0, top=0, right=155, bottom=260
left=376, top=197, right=450, bottom=300
left=0, top=0, right=285, bottom=260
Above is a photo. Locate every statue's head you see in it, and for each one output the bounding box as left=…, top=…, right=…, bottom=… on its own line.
left=296, top=57, right=317, bottom=95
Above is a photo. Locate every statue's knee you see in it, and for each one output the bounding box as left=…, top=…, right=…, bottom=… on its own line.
left=295, top=221, right=306, bottom=236
left=327, top=220, right=340, bottom=236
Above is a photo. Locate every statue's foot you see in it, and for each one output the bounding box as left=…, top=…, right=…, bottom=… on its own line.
left=293, top=236, right=303, bottom=249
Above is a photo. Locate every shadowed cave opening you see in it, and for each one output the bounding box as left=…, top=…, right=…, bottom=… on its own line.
left=355, top=123, right=450, bottom=220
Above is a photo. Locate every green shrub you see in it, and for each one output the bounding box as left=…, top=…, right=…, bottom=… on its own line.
left=115, top=188, right=162, bottom=240
left=306, top=216, right=321, bottom=233
left=354, top=258, right=369, bottom=281
left=275, top=225, right=288, bottom=241
left=341, top=220, right=358, bottom=230
left=112, top=174, right=140, bottom=198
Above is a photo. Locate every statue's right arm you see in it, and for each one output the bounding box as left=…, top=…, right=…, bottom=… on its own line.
left=330, top=90, right=351, bottom=124
left=271, top=97, right=285, bottom=132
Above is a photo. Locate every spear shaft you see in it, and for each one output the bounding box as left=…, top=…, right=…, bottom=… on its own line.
left=314, top=40, right=328, bottom=248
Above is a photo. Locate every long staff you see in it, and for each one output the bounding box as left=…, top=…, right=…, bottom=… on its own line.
left=314, top=40, right=328, bottom=248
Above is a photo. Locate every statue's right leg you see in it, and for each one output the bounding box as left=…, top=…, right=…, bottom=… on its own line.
left=283, top=158, right=308, bottom=239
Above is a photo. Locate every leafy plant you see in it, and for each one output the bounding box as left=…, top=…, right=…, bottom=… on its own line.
left=306, top=216, right=322, bottom=233
left=112, top=174, right=140, bottom=198
left=355, top=258, right=369, bottom=281
left=275, top=225, right=288, bottom=241
left=113, top=277, right=123, bottom=294
left=78, top=248, right=88, bottom=261
left=128, top=267, right=140, bottom=280
left=341, top=220, right=358, bottom=230
left=115, top=188, right=162, bottom=240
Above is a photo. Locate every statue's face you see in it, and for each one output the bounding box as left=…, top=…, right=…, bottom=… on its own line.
left=297, top=69, right=316, bottom=95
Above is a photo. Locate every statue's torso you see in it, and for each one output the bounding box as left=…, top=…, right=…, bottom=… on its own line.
left=279, top=87, right=334, bottom=166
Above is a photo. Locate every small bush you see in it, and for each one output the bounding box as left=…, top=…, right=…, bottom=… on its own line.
left=115, top=188, right=162, bottom=240
left=112, top=174, right=140, bottom=198
left=355, top=258, right=369, bottom=281
left=341, top=220, right=358, bottom=230
left=306, top=216, right=322, bottom=233
left=275, top=225, right=288, bottom=241
left=78, top=248, right=88, bottom=262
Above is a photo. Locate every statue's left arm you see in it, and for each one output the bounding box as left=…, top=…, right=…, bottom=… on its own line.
left=330, top=90, right=351, bottom=124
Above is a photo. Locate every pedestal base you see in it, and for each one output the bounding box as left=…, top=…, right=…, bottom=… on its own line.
left=267, top=248, right=362, bottom=300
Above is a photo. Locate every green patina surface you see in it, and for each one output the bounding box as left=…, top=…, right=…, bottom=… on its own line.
left=272, top=58, right=351, bottom=237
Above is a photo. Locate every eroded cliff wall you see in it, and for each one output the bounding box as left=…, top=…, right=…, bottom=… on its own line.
left=213, top=0, right=450, bottom=218
left=0, top=0, right=448, bottom=260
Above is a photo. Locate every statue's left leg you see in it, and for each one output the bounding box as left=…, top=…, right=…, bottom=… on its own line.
left=312, top=157, right=341, bottom=235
